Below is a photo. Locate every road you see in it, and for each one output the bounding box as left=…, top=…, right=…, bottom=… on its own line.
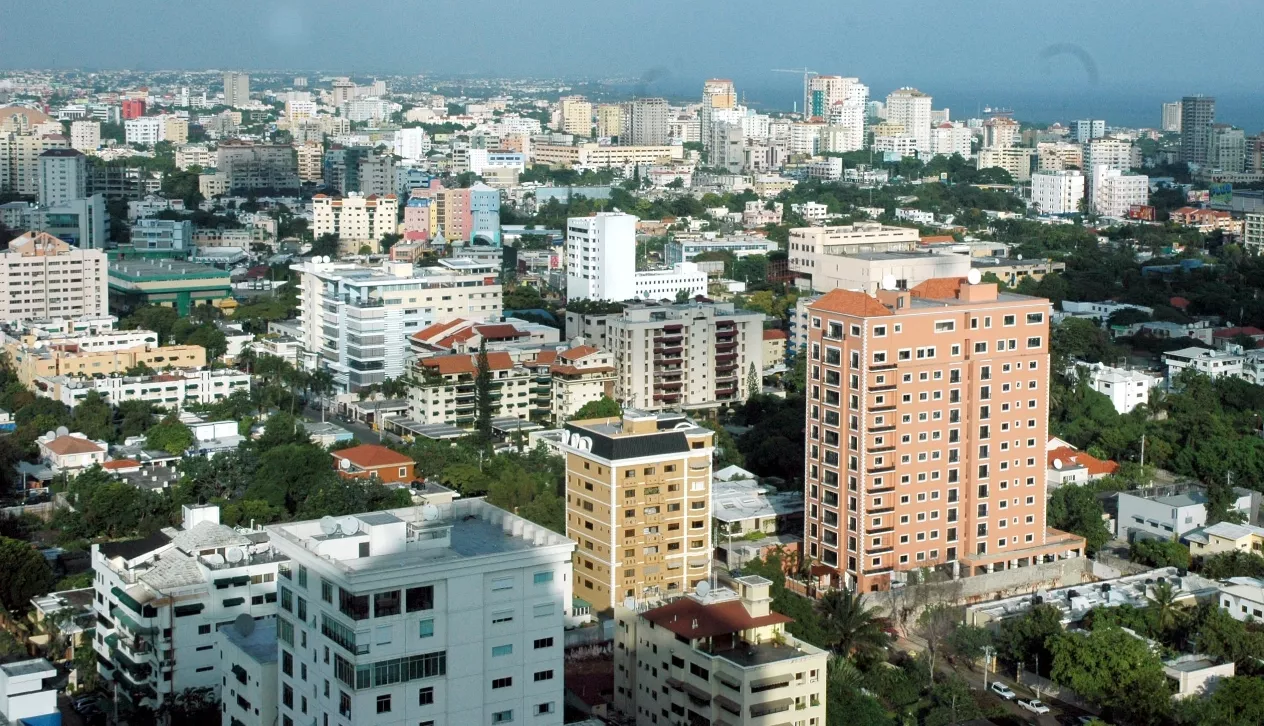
left=300, top=405, right=402, bottom=446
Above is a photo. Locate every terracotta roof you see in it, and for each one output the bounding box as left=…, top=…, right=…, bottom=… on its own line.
left=333, top=444, right=413, bottom=470
left=762, top=329, right=788, bottom=341
left=43, top=435, right=105, bottom=456
left=641, top=597, right=792, bottom=639
left=910, top=277, right=968, bottom=300
left=920, top=235, right=957, bottom=244
left=411, top=319, right=466, bottom=343
left=473, top=323, right=525, bottom=340
left=809, top=289, right=892, bottom=317
left=102, top=459, right=140, bottom=470
left=1213, top=326, right=1264, bottom=339
left=1169, top=296, right=1190, bottom=310
left=1047, top=446, right=1118, bottom=478
left=533, top=350, right=559, bottom=366
left=421, top=351, right=514, bottom=376
left=559, top=345, right=600, bottom=361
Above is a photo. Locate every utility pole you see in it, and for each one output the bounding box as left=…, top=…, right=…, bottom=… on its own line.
left=982, top=645, right=994, bottom=690
left=1140, top=433, right=1145, bottom=468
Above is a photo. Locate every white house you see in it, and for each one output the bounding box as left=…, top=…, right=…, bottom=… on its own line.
left=1163, top=346, right=1245, bottom=384
left=36, top=431, right=107, bottom=474
left=0, top=659, right=58, bottom=724
left=1067, top=361, right=1162, bottom=414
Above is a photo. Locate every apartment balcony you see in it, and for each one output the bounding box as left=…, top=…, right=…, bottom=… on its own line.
left=663, top=323, right=684, bottom=332
left=871, top=383, right=897, bottom=392
left=655, top=357, right=684, bottom=367
left=867, top=444, right=896, bottom=453
left=715, top=353, right=738, bottom=364
left=655, top=345, right=684, bottom=356
left=653, top=334, right=683, bottom=345
left=657, top=380, right=683, bottom=390
left=715, top=341, right=738, bottom=353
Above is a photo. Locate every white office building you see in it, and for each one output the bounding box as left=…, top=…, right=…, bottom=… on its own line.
left=1163, top=346, right=1245, bottom=383
left=565, top=212, right=637, bottom=302
left=930, top=122, right=974, bottom=158
left=293, top=258, right=503, bottom=391
left=70, top=120, right=101, bottom=152
left=393, top=128, right=433, bottom=162
left=632, top=262, right=708, bottom=300
left=92, top=505, right=284, bottom=710
left=219, top=617, right=278, bottom=726
left=1091, top=167, right=1149, bottom=218
left=265, top=499, right=576, bottom=726
left=1031, top=169, right=1086, bottom=216
left=124, top=116, right=167, bottom=147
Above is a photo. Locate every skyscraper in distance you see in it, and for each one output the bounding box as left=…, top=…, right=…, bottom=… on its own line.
left=885, top=88, right=933, bottom=157
left=1161, top=102, right=1182, bottom=133
left=223, top=71, right=250, bottom=107
left=1180, top=96, right=1215, bottom=165
left=623, top=98, right=669, bottom=146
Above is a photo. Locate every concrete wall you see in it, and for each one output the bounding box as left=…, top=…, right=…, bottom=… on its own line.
left=871, top=557, right=1094, bottom=618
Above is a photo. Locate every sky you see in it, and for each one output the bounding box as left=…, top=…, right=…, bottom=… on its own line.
left=3, top=0, right=1263, bottom=127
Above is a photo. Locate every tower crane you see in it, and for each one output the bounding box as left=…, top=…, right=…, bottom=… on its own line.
left=771, top=67, right=819, bottom=115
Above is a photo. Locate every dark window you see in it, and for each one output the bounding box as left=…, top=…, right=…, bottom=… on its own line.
left=375, top=695, right=391, bottom=714
left=373, top=590, right=401, bottom=618
left=418, top=687, right=434, bottom=705
left=406, top=585, right=434, bottom=612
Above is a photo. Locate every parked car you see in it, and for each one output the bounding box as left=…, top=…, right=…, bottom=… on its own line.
left=990, top=681, right=1017, bottom=700
left=1020, top=699, right=1052, bottom=714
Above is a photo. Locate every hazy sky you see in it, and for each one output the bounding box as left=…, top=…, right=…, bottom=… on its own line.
left=2, top=0, right=1261, bottom=107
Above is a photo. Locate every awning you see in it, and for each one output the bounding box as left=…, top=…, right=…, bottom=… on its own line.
left=680, top=680, right=712, bottom=702
left=750, top=697, right=794, bottom=718
left=111, top=586, right=143, bottom=613
left=713, top=694, right=742, bottom=714
left=750, top=675, right=790, bottom=691
left=110, top=606, right=157, bottom=636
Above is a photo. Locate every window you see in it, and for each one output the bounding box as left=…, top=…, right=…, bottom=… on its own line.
left=493, top=711, right=513, bottom=724
left=406, top=585, right=434, bottom=612
left=934, top=320, right=955, bottom=332
left=534, top=670, right=555, bottom=682
left=533, top=571, right=553, bottom=585
left=492, top=676, right=513, bottom=689
left=418, top=686, right=434, bottom=705
left=492, top=644, right=513, bottom=657
left=1026, top=312, right=1044, bottom=324
left=491, top=610, right=514, bottom=624
left=374, top=590, right=401, bottom=618
left=321, top=579, right=333, bottom=603
left=418, top=619, right=434, bottom=638
left=534, top=637, right=554, bottom=649
left=375, top=694, right=391, bottom=714
left=491, top=577, right=514, bottom=591
left=536, top=703, right=555, bottom=715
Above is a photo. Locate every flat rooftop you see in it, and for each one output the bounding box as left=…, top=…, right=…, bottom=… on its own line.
left=0, top=658, right=55, bottom=678
left=219, top=617, right=278, bottom=664
left=109, top=259, right=230, bottom=280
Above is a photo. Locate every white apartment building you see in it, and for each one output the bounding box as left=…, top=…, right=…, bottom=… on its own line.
left=873, top=134, right=919, bottom=159
left=1245, top=213, right=1264, bottom=255
left=788, top=122, right=823, bottom=156
left=124, top=116, right=168, bottom=146
left=293, top=258, right=502, bottom=391
left=931, top=123, right=973, bottom=158
left=174, top=144, right=215, bottom=171
left=550, top=346, right=617, bottom=423
left=1163, top=346, right=1245, bottom=384
left=265, top=500, right=575, bottom=726
left=633, top=263, right=708, bottom=301
left=1084, top=137, right=1137, bottom=176
left=982, top=118, right=1021, bottom=149
left=312, top=193, right=400, bottom=242
left=70, top=120, right=101, bottom=152
left=1068, top=361, right=1161, bottom=414
left=885, top=88, right=933, bottom=155
left=393, top=128, right=433, bottom=162
left=1091, top=167, right=1149, bottom=218
left=613, top=577, right=826, bottom=726
left=0, top=231, right=108, bottom=323
left=1031, top=170, right=1086, bottom=216
left=37, top=148, right=87, bottom=206
left=218, top=617, right=279, bottom=726
left=532, top=143, right=682, bottom=169
left=41, top=368, right=252, bottom=409
left=807, top=156, right=844, bottom=182
left=566, top=212, right=637, bottom=302
left=463, top=149, right=526, bottom=176
left=603, top=300, right=763, bottom=410
left=977, top=146, right=1036, bottom=181
left=798, top=250, right=971, bottom=295
left=92, top=505, right=283, bottom=710
left=787, top=223, right=921, bottom=290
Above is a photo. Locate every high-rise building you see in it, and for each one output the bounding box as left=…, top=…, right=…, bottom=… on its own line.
left=37, top=149, right=86, bottom=206
left=295, top=141, right=324, bottom=183
left=1162, top=102, right=1183, bottom=133
left=216, top=140, right=300, bottom=192
left=1209, top=125, right=1247, bottom=173
left=1180, top=96, right=1215, bottom=166
left=266, top=499, right=575, bottom=726
left=565, top=212, right=637, bottom=302
left=699, top=79, right=737, bottom=151
left=885, top=88, right=933, bottom=156
left=0, top=232, right=108, bottom=322
left=1031, top=169, right=1085, bottom=216
left=312, top=192, right=399, bottom=243
left=557, top=96, right=592, bottom=137
left=393, top=127, right=432, bottom=162
left=1091, top=167, right=1150, bottom=218
left=0, top=122, right=69, bottom=196
left=613, top=577, right=828, bottom=724
left=120, top=99, right=145, bottom=120
left=91, top=504, right=283, bottom=710
left=624, top=98, right=669, bottom=146
left=930, top=122, right=973, bottom=158
left=557, top=410, right=715, bottom=609
left=982, top=117, right=1021, bottom=149
left=223, top=71, right=251, bottom=107
left=1083, top=136, right=1136, bottom=176
left=69, top=120, right=100, bottom=152
left=595, top=104, right=623, bottom=139
left=802, top=280, right=1087, bottom=592
left=1069, top=119, right=1106, bottom=143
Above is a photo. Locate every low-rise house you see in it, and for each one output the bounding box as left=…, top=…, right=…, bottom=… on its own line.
left=1163, top=346, right=1245, bottom=384
left=1046, top=437, right=1119, bottom=489
left=1184, top=521, right=1264, bottom=557
left=550, top=346, right=616, bottom=424
left=331, top=443, right=415, bottom=484
left=0, top=658, right=59, bottom=725
left=1212, top=326, right=1264, bottom=350
left=762, top=329, right=787, bottom=370
left=37, top=368, right=251, bottom=410
left=1216, top=577, right=1264, bottom=622
left=1162, top=655, right=1234, bottom=699
left=1066, top=361, right=1161, bottom=414
left=1116, top=485, right=1256, bottom=542
left=37, top=431, right=107, bottom=475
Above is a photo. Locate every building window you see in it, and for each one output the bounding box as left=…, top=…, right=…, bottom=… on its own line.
left=406, top=585, right=434, bottom=612
left=492, top=676, right=513, bottom=689
left=533, top=571, right=553, bottom=584
left=536, top=703, right=555, bottom=715
left=534, top=637, right=554, bottom=649
left=534, top=670, right=554, bottom=682
left=492, top=711, right=513, bottom=724
left=492, top=644, right=513, bottom=657
left=375, top=695, right=391, bottom=714
left=418, top=686, right=434, bottom=705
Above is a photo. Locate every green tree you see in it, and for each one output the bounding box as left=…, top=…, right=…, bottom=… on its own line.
left=702, top=420, right=744, bottom=469
left=118, top=400, right=158, bottom=439
left=915, top=604, right=959, bottom=688
left=1049, top=625, right=1172, bottom=725
left=310, top=233, right=340, bottom=258
left=120, top=305, right=180, bottom=345
left=145, top=415, right=195, bottom=455
left=815, top=588, right=889, bottom=660
left=674, top=288, right=691, bottom=303
left=0, top=536, right=56, bottom=613
left=947, top=623, right=993, bottom=666
left=571, top=396, right=621, bottom=420
left=995, top=603, right=1062, bottom=671
left=747, top=362, right=759, bottom=397
left=1130, top=538, right=1190, bottom=569
left=1047, top=484, right=1112, bottom=555
left=71, top=391, right=116, bottom=442
left=1175, top=675, right=1264, bottom=726
left=474, top=339, right=493, bottom=443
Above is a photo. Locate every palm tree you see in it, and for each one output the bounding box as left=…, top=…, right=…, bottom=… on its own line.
left=1150, top=580, right=1185, bottom=631
left=816, top=587, right=890, bottom=658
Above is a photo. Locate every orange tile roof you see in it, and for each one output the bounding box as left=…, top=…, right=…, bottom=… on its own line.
left=920, top=235, right=957, bottom=244
left=533, top=350, right=559, bottom=366
left=642, top=597, right=792, bottom=639
left=809, top=289, right=893, bottom=317
left=560, top=345, right=600, bottom=361
left=102, top=459, right=140, bottom=470
left=43, top=435, right=105, bottom=456
left=411, top=319, right=466, bottom=342
left=333, top=444, right=413, bottom=470
left=421, top=351, right=515, bottom=376
left=1047, top=446, right=1119, bottom=477
left=762, top=329, right=788, bottom=340
left=910, top=277, right=967, bottom=300
left=474, top=323, right=526, bottom=339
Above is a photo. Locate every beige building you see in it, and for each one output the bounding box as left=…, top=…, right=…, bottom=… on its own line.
left=596, top=104, right=624, bottom=138
left=558, top=96, right=593, bottom=137
left=788, top=223, right=922, bottom=288
left=70, top=120, right=101, bottom=152
left=558, top=410, right=714, bottom=609
left=1186, top=521, right=1264, bottom=557
left=311, top=192, right=399, bottom=247
left=613, top=576, right=826, bottom=726
left=1036, top=141, right=1084, bottom=172
left=163, top=117, right=188, bottom=144
left=1, top=126, right=69, bottom=196
left=0, top=232, right=108, bottom=323
left=295, top=141, right=323, bottom=183
left=409, top=350, right=534, bottom=428
left=174, top=144, right=214, bottom=171
left=198, top=171, right=229, bottom=198
left=551, top=345, right=616, bottom=423
left=978, top=146, right=1036, bottom=181
left=7, top=335, right=205, bottom=388
left=533, top=142, right=683, bottom=169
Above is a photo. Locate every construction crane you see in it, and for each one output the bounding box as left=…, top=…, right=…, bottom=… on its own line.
left=771, top=67, right=818, bottom=115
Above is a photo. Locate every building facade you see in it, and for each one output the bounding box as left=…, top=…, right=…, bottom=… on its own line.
left=0, top=231, right=108, bottom=323
left=1030, top=169, right=1085, bottom=216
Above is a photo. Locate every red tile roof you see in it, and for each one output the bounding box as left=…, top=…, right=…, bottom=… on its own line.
left=473, top=323, right=525, bottom=340
left=102, top=459, right=140, bottom=470
left=762, top=329, right=788, bottom=341
left=42, top=435, right=105, bottom=456
left=642, top=597, right=792, bottom=639
left=420, top=351, right=514, bottom=376
left=1047, top=446, right=1119, bottom=477
left=1213, top=326, right=1264, bottom=339
left=910, top=277, right=968, bottom=300
left=560, top=345, right=600, bottom=361
left=1169, top=296, right=1190, bottom=310
left=809, top=289, right=893, bottom=317
left=920, top=235, right=957, bottom=244
left=533, top=350, right=559, bottom=366
left=411, top=319, right=466, bottom=342
left=333, top=444, right=413, bottom=470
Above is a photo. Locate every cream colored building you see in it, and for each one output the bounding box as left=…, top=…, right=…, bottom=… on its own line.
left=613, top=576, right=826, bottom=725
left=1186, top=521, right=1264, bottom=557
left=533, top=143, right=683, bottom=169
left=408, top=350, right=534, bottom=428
left=551, top=345, right=616, bottom=423
left=311, top=192, right=399, bottom=246
left=978, top=146, right=1036, bottom=181
left=1036, top=141, right=1084, bottom=172
left=174, top=144, right=214, bottom=171
left=558, top=96, right=593, bottom=137
left=596, top=104, right=623, bottom=138
left=0, top=232, right=108, bottom=323
left=6, top=332, right=206, bottom=388
left=788, top=222, right=922, bottom=287
left=163, top=117, right=188, bottom=144
left=295, top=141, right=323, bottom=183
left=70, top=120, right=101, bottom=152
left=558, top=410, right=714, bottom=609
left=1, top=126, right=69, bottom=196
left=198, top=171, right=229, bottom=198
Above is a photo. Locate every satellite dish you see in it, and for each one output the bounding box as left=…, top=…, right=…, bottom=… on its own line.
left=233, top=613, right=255, bottom=637
left=320, top=516, right=338, bottom=535
left=695, top=581, right=711, bottom=598
left=45, top=430, right=56, bottom=441
left=622, top=597, right=636, bottom=610
left=339, top=458, right=351, bottom=470
left=1016, top=253, right=1023, bottom=261
left=881, top=274, right=898, bottom=291
left=203, top=554, right=225, bottom=566
left=421, top=504, right=440, bottom=521
left=338, top=516, right=360, bottom=535
left=225, top=546, right=246, bottom=564
left=56, top=425, right=70, bottom=437
left=1053, top=459, right=1063, bottom=470
left=966, top=269, right=982, bottom=285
